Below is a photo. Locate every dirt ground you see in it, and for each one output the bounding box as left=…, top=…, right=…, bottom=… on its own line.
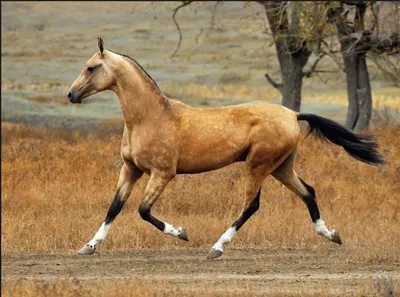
left=2, top=248, right=399, bottom=295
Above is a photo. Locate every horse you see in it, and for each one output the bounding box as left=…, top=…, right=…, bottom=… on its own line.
left=68, top=38, right=385, bottom=259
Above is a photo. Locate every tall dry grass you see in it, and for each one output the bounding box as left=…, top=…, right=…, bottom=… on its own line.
left=1, top=121, right=399, bottom=261
left=0, top=278, right=380, bottom=297
left=28, top=94, right=74, bottom=105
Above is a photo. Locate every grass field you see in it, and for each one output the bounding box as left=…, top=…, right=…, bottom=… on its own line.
left=1, top=122, right=400, bottom=296
left=1, top=277, right=390, bottom=297
left=1, top=122, right=399, bottom=257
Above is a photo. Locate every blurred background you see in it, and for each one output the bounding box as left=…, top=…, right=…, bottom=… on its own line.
left=2, top=1, right=399, bottom=132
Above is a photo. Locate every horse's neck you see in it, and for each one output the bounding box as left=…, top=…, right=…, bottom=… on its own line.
left=112, top=64, right=168, bottom=129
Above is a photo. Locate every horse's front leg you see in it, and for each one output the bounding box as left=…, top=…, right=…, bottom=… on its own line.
left=138, top=170, right=189, bottom=241
left=78, top=163, right=143, bottom=255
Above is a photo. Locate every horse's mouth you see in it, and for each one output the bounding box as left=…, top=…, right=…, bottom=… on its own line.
left=68, top=88, right=85, bottom=104
left=69, top=96, right=83, bottom=104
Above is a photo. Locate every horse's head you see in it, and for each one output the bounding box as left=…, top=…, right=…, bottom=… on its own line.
left=68, top=38, right=116, bottom=104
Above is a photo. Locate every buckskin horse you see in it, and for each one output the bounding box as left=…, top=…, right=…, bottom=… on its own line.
left=68, top=38, right=384, bottom=259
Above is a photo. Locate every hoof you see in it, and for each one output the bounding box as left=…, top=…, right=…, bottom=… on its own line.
left=331, top=230, right=342, bottom=245
left=207, top=248, right=223, bottom=260
left=178, top=228, right=189, bottom=242
left=77, top=244, right=96, bottom=255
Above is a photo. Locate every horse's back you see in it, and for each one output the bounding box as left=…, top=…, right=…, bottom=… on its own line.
left=197, top=101, right=300, bottom=143
left=172, top=100, right=300, bottom=144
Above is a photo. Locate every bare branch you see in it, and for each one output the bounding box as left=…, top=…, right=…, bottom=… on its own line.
left=314, top=71, right=330, bottom=84
left=341, top=0, right=366, bottom=6
left=171, top=1, right=194, bottom=59
left=341, top=32, right=400, bottom=55
left=183, top=1, right=223, bottom=55
left=366, top=33, right=400, bottom=54
left=368, top=52, right=400, bottom=87
left=368, top=2, right=379, bottom=35
left=326, top=4, right=354, bottom=36
left=321, top=49, right=345, bottom=72
left=259, top=1, right=290, bottom=36
left=340, top=31, right=364, bottom=54
left=303, top=53, right=327, bottom=78
left=264, top=73, right=283, bottom=92
left=312, top=70, right=337, bottom=73
left=239, top=9, right=265, bottom=21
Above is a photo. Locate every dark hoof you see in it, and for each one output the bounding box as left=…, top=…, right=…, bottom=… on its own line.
left=207, top=248, right=223, bottom=260
left=178, top=228, right=189, bottom=242
left=331, top=230, right=342, bottom=245
left=77, top=244, right=96, bottom=255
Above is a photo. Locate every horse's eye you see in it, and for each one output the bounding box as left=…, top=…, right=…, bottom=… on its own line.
left=87, top=66, right=95, bottom=73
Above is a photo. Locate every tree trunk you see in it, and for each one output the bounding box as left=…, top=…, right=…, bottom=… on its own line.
left=260, top=2, right=311, bottom=112
left=353, top=54, right=372, bottom=131
left=328, top=3, right=373, bottom=131
left=343, top=55, right=359, bottom=129
left=342, top=52, right=372, bottom=131
left=280, top=53, right=306, bottom=111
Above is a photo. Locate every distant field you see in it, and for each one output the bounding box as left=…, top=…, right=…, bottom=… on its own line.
left=2, top=2, right=398, bottom=108
left=2, top=2, right=399, bottom=133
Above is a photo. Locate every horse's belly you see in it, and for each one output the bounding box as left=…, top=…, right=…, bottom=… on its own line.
left=176, top=143, right=247, bottom=174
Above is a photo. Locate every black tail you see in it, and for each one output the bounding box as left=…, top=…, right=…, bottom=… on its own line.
left=297, top=113, right=385, bottom=166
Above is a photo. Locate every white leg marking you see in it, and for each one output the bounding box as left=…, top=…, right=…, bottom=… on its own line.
left=163, top=222, right=182, bottom=238
left=87, top=222, right=111, bottom=247
left=212, top=227, right=236, bottom=252
left=314, top=219, right=335, bottom=240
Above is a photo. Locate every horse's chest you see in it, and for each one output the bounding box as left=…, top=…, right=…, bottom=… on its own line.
left=124, top=136, right=176, bottom=172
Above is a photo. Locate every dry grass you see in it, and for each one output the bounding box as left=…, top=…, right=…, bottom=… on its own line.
left=1, top=121, right=399, bottom=261
left=161, top=83, right=400, bottom=112
left=28, top=94, right=71, bottom=105
left=303, top=87, right=400, bottom=109
left=1, top=122, right=400, bottom=297
left=162, top=83, right=281, bottom=101
left=0, top=279, right=381, bottom=297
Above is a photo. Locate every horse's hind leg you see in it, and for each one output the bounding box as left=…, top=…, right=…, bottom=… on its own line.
left=77, top=163, right=143, bottom=255
left=207, top=161, right=274, bottom=260
left=272, top=151, right=342, bottom=245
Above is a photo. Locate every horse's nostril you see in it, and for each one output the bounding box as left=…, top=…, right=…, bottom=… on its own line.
left=68, top=92, right=72, bottom=99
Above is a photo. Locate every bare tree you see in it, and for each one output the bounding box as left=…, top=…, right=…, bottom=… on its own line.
left=169, top=1, right=399, bottom=130
left=171, top=1, right=328, bottom=112
left=327, top=1, right=400, bottom=131
left=256, top=2, right=329, bottom=111
left=369, top=2, right=400, bottom=87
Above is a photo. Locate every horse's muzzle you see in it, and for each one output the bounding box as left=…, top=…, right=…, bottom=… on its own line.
left=67, top=91, right=83, bottom=104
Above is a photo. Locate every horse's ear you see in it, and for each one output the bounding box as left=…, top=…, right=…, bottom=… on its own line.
left=97, top=37, right=104, bottom=57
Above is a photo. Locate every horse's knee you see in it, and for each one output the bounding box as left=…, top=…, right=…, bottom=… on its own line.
left=138, top=202, right=151, bottom=221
